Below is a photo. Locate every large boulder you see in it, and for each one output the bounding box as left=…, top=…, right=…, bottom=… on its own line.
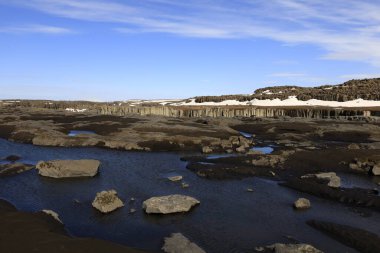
left=92, top=190, right=124, bottom=213
left=266, top=243, right=323, bottom=253
left=143, top=195, right=200, bottom=214
left=36, top=159, right=100, bottom=178
left=162, top=233, right=206, bottom=253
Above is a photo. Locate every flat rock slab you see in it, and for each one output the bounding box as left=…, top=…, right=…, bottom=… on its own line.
left=162, top=233, right=206, bottom=253
left=36, top=159, right=100, bottom=178
left=92, top=190, right=124, bottom=213
left=143, top=195, right=200, bottom=214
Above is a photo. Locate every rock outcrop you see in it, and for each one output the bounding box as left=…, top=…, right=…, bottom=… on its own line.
left=92, top=190, right=124, bottom=213
left=143, top=195, right=200, bottom=214
left=162, top=233, right=206, bottom=253
left=36, top=159, right=100, bottom=178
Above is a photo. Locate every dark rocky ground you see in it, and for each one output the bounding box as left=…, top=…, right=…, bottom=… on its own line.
left=1, top=105, right=380, bottom=252
left=0, top=200, right=146, bottom=253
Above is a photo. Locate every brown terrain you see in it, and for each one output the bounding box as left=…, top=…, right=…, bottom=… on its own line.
left=1, top=78, right=380, bottom=252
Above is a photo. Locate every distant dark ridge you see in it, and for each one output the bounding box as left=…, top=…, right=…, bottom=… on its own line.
left=194, top=78, right=380, bottom=103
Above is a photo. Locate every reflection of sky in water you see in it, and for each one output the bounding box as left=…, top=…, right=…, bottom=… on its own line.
left=239, top=131, right=253, bottom=138
left=251, top=146, right=274, bottom=154
left=68, top=130, right=96, bottom=137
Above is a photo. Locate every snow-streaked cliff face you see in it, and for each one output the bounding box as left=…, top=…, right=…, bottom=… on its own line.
left=171, top=97, right=380, bottom=108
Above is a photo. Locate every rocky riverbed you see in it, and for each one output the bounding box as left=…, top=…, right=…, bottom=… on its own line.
left=0, top=106, right=380, bottom=252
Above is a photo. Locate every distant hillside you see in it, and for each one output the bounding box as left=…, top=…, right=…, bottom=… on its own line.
left=194, top=78, right=380, bottom=103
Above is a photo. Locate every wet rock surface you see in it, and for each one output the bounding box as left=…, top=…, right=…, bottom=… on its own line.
left=36, top=159, right=100, bottom=178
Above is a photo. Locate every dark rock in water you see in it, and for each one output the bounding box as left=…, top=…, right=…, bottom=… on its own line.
left=5, top=155, right=21, bottom=162
left=281, top=179, right=380, bottom=211
left=307, top=220, right=380, bottom=253
left=0, top=163, right=34, bottom=177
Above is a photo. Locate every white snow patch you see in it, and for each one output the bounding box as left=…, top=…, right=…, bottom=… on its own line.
left=65, top=108, right=87, bottom=113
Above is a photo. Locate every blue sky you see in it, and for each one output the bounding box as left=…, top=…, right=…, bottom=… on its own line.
left=1, top=0, right=380, bottom=101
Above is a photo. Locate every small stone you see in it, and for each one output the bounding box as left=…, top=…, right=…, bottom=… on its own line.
left=372, top=163, right=380, bottom=176
left=247, top=188, right=254, bottom=192
left=270, top=171, right=276, bottom=176
left=92, top=190, right=124, bottom=213
left=348, top=143, right=360, bottom=150
left=202, top=146, right=213, bottom=154
left=168, top=175, right=183, bottom=182
left=130, top=197, right=136, bottom=202
left=182, top=182, right=190, bottom=188
left=226, top=149, right=233, bottom=154
left=294, top=198, right=311, bottom=209
left=255, top=246, right=265, bottom=252
left=129, top=208, right=136, bottom=213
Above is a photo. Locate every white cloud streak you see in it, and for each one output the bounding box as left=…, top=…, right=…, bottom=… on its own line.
left=0, top=24, right=74, bottom=34
left=2, top=0, right=380, bottom=65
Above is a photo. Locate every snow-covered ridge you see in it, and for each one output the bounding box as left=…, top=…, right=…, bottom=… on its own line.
left=171, top=96, right=380, bottom=108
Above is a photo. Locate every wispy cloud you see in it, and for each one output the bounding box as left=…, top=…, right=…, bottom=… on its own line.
left=340, top=73, right=380, bottom=80
left=3, top=0, right=380, bottom=65
left=0, top=24, right=74, bottom=34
